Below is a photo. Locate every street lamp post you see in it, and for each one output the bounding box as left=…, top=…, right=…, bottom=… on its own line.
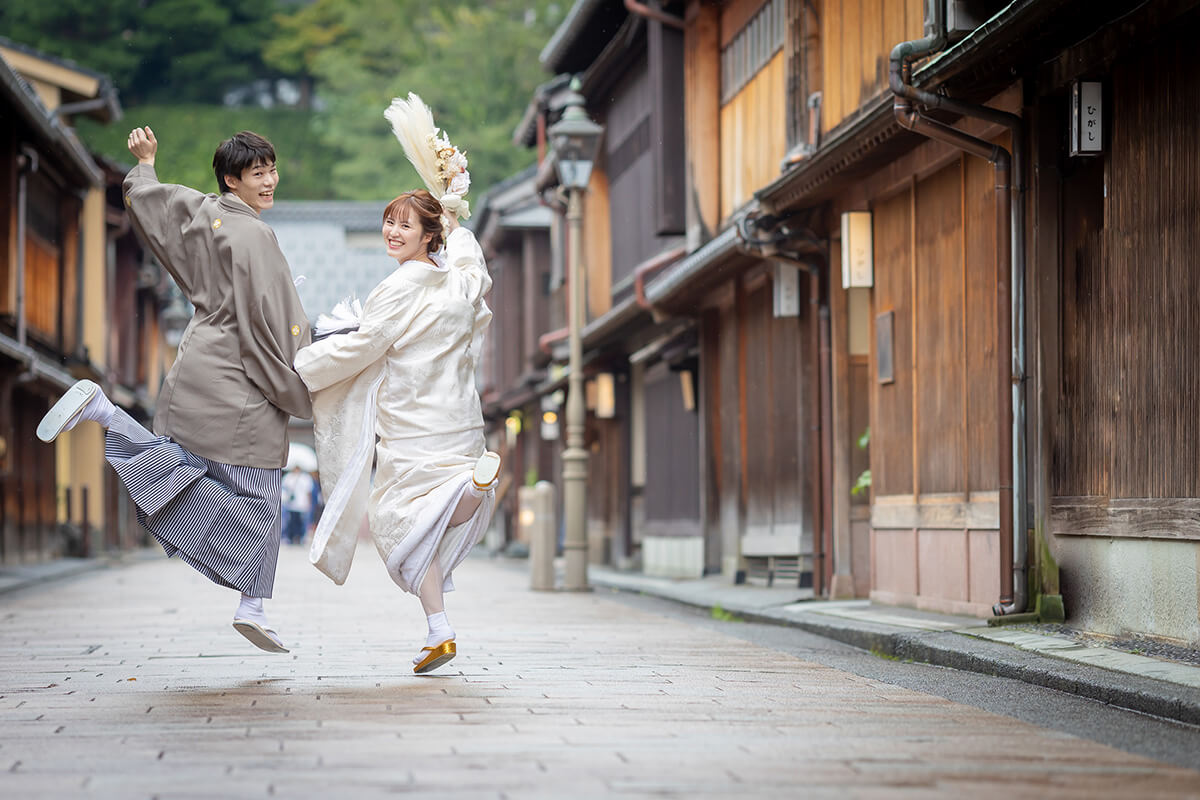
left=548, top=79, right=603, bottom=592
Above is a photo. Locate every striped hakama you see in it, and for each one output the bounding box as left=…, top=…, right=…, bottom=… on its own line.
left=104, top=408, right=282, bottom=598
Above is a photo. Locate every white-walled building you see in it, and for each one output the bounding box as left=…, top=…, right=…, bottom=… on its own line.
left=263, top=202, right=394, bottom=321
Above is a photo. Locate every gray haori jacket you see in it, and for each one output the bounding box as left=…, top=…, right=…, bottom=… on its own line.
left=123, top=163, right=312, bottom=469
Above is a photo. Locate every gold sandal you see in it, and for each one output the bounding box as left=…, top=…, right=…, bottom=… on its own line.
left=413, top=639, right=456, bottom=674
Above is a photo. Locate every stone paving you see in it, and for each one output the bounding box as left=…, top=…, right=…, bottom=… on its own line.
left=1, top=544, right=1198, bottom=798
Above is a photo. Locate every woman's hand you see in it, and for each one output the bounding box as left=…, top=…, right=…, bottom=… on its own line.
left=127, top=126, right=157, bottom=166
left=441, top=202, right=460, bottom=234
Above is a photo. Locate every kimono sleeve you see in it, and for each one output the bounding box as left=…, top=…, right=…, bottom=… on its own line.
left=231, top=231, right=314, bottom=419
left=122, top=164, right=207, bottom=298
left=445, top=227, right=493, bottom=354
left=294, top=280, right=414, bottom=394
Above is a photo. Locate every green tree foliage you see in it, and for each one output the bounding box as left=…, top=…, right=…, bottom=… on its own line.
left=77, top=105, right=339, bottom=199
left=0, top=0, right=284, bottom=104
left=264, top=0, right=564, bottom=198
left=9, top=0, right=562, bottom=200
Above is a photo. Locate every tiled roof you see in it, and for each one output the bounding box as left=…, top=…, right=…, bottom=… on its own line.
left=262, top=201, right=390, bottom=231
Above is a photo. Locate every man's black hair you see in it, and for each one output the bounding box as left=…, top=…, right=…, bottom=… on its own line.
left=212, top=131, right=276, bottom=193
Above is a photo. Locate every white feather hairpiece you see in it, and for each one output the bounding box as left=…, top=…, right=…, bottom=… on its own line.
left=384, top=92, right=471, bottom=220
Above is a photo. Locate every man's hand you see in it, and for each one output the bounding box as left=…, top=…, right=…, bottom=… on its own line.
left=127, top=126, right=157, bottom=166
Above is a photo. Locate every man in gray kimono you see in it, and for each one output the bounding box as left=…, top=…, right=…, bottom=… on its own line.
left=38, top=127, right=312, bottom=653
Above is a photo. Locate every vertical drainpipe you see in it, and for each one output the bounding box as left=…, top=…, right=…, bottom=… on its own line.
left=818, top=301, right=834, bottom=595
left=889, top=27, right=1028, bottom=615
left=808, top=268, right=823, bottom=594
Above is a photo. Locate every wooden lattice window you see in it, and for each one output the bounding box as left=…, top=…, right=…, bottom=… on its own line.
left=720, top=0, right=786, bottom=105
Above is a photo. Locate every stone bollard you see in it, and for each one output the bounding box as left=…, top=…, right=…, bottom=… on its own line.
left=524, top=480, right=557, bottom=590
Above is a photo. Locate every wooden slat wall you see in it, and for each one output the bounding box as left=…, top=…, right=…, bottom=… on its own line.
left=906, top=0, right=924, bottom=49
left=870, top=188, right=913, bottom=495
left=643, top=362, right=701, bottom=528
left=823, top=0, right=843, bottom=130
left=719, top=51, right=787, bottom=219
left=701, top=307, right=724, bottom=570
left=3, top=389, right=56, bottom=563
left=492, top=252, right=522, bottom=391
left=849, top=356, right=871, bottom=505
left=25, top=233, right=59, bottom=340
left=587, top=417, right=623, bottom=531
left=718, top=295, right=742, bottom=528
left=607, top=146, right=656, bottom=288
left=650, top=21, right=687, bottom=234
left=113, top=254, right=138, bottom=386
left=521, top=233, right=539, bottom=373
left=0, top=138, right=12, bottom=314
left=771, top=293, right=805, bottom=537
left=1055, top=30, right=1200, bottom=500
left=736, top=271, right=813, bottom=552
left=684, top=0, right=722, bottom=238
left=821, top=0, right=924, bottom=134
left=859, top=0, right=883, bottom=94
left=839, top=0, right=859, bottom=131
left=604, top=59, right=656, bottom=292
left=584, top=166, right=612, bottom=320
left=1054, top=155, right=1103, bottom=496
left=743, top=281, right=773, bottom=533
left=529, top=234, right=552, bottom=349
left=914, top=163, right=964, bottom=494
left=964, top=147, right=999, bottom=493
left=872, top=152, right=1005, bottom=502
left=60, top=201, right=78, bottom=352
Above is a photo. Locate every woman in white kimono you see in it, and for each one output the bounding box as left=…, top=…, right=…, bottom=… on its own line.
left=295, top=189, right=499, bottom=674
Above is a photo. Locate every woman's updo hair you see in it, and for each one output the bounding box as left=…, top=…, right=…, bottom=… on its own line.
left=382, top=189, right=445, bottom=254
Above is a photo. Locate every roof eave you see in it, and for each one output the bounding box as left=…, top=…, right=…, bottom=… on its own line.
left=540, top=0, right=609, bottom=72
left=0, top=56, right=102, bottom=187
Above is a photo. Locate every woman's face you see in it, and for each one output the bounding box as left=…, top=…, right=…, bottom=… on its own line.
left=383, top=206, right=433, bottom=263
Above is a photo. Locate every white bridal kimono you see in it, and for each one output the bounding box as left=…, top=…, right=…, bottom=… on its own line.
left=294, top=227, right=493, bottom=593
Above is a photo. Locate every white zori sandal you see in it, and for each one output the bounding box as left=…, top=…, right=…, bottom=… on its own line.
left=471, top=451, right=501, bottom=491
left=37, top=379, right=99, bottom=443
left=232, top=620, right=290, bottom=654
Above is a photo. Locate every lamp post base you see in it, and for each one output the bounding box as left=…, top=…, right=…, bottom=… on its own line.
left=562, top=443, right=589, bottom=591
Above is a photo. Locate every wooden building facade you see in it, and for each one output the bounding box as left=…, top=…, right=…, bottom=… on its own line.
left=490, top=0, right=1200, bottom=644
left=474, top=166, right=560, bottom=548
left=1027, top=4, right=1200, bottom=643
left=0, top=40, right=163, bottom=563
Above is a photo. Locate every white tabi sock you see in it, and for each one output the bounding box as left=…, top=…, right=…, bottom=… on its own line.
left=235, top=594, right=268, bottom=626
left=427, top=611, right=454, bottom=645
left=73, top=391, right=115, bottom=431
left=414, top=611, right=455, bottom=664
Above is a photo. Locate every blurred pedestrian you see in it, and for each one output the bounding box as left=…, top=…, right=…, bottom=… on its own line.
left=282, top=466, right=314, bottom=545
left=308, top=472, right=324, bottom=537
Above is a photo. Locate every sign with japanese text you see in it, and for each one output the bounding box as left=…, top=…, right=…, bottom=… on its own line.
left=1071, top=81, right=1103, bottom=156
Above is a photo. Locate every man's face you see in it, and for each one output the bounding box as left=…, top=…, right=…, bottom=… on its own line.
left=225, top=160, right=278, bottom=213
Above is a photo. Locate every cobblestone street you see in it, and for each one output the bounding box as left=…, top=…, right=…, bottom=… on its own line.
left=1, top=545, right=1198, bottom=798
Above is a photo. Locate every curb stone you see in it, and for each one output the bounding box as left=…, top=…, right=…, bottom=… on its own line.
left=0, top=550, right=154, bottom=596
left=592, top=573, right=1200, bottom=728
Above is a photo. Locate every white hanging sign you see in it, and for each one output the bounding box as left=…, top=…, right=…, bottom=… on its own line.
left=841, top=211, right=874, bottom=289
left=1071, top=80, right=1103, bottom=156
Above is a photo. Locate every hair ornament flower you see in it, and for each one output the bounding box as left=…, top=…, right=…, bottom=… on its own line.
left=384, top=93, right=471, bottom=221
